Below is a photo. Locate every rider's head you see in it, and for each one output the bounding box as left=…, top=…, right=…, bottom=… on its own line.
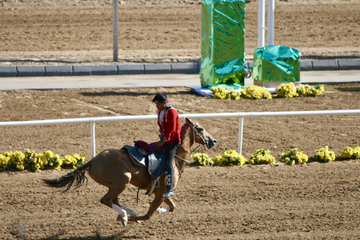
left=153, top=93, right=168, bottom=111
left=152, top=93, right=167, bottom=103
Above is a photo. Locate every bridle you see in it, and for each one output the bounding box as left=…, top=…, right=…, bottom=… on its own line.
left=190, top=121, right=208, bottom=152
left=175, top=121, right=207, bottom=177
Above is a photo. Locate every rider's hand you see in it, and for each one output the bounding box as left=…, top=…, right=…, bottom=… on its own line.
left=153, top=139, right=167, bottom=150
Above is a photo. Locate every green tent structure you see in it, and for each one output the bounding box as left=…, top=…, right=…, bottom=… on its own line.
left=200, top=0, right=249, bottom=89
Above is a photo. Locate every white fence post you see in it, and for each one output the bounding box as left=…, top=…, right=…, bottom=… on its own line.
left=258, top=0, right=275, bottom=48
left=258, top=0, right=266, bottom=48
left=91, top=122, right=96, bottom=157
left=267, top=0, right=275, bottom=46
left=238, top=118, right=244, bottom=155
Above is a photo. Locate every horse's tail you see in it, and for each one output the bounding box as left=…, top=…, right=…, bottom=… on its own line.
left=42, top=160, right=91, bottom=192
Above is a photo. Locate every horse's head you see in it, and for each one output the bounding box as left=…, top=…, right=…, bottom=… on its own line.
left=185, top=118, right=216, bottom=149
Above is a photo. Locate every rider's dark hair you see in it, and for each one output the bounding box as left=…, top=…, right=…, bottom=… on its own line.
left=152, top=93, right=167, bottom=103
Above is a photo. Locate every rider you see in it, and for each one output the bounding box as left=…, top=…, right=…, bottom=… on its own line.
left=152, top=93, right=181, bottom=198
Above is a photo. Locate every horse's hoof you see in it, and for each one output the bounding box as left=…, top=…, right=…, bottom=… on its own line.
left=129, top=212, right=139, bottom=218
left=157, top=207, right=171, bottom=214
left=117, top=214, right=128, bottom=227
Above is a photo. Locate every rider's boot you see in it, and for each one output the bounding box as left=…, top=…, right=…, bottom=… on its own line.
left=161, top=161, right=175, bottom=198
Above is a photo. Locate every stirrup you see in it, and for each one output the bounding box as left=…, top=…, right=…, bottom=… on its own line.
left=161, top=190, right=175, bottom=198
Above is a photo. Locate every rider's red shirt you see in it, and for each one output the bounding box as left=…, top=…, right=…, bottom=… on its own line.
left=157, top=106, right=181, bottom=145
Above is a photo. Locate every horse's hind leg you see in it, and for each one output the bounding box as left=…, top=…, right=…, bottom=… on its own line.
left=101, top=186, right=130, bottom=226
left=113, top=197, right=139, bottom=218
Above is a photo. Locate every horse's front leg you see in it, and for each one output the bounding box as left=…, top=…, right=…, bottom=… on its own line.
left=128, top=196, right=164, bottom=222
left=157, top=197, right=176, bottom=214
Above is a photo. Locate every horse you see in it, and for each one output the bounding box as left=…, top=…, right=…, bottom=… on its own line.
left=42, top=118, right=216, bottom=226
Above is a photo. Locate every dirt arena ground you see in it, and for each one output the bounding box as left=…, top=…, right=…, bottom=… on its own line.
left=1, top=0, right=360, bottom=239
left=0, top=0, right=359, bottom=65
left=1, top=83, right=360, bottom=239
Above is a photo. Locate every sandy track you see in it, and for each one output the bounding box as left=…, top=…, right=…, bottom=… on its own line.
left=1, top=83, right=360, bottom=239
left=0, top=0, right=359, bottom=65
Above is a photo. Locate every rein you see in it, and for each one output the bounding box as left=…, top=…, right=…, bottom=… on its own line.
left=178, top=121, right=206, bottom=155
left=174, top=121, right=206, bottom=178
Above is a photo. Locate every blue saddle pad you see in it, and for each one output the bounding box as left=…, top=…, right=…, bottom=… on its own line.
left=124, top=145, right=166, bottom=178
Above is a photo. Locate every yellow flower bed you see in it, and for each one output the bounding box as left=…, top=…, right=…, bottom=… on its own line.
left=248, top=148, right=276, bottom=164
left=0, top=149, right=85, bottom=172
left=275, top=83, right=298, bottom=98
left=297, top=84, right=325, bottom=97
left=279, top=148, right=308, bottom=165
left=210, top=86, right=272, bottom=100
left=213, top=150, right=247, bottom=166
left=210, top=86, right=241, bottom=100
left=339, top=146, right=360, bottom=159
left=241, top=86, right=272, bottom=100
left=314, top=146, right=335, bottom=162
left=191, top=153, right=214, bottom=166
left=190, top=145, right=360, bottom=168
left=276, top=83, right=325, bottom=98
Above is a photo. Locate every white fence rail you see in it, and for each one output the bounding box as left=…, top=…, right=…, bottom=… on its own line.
left=1, top=109, right=360, bottom=157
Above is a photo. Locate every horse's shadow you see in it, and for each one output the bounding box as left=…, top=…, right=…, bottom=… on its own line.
left=39, top=236, right=139, bottom=240
left=335, top=87, right=360, bottom=92
left=39, top=229, right=140, bottom=240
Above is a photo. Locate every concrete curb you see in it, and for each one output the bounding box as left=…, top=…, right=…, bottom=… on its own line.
left=300, top=60, right=312, bottom=71
left=17, top=66, right=45, bottom=77
left=73, top=66, right=91, bottom=76
left=1, top=59, right=359, bottom=77
left=144, top=63, right=171, bottom=74
left=312, top=60, right=339, bottom=71
left=338, top=59, right=360, bottom=70
left=171, top=62, right=199, bottom=74
left=118, top=64, right=145, bottom=75
left=0, top=66, right=17, bottom=77
left=45, top=65, right=72, bottom=76
left=90, top=65, right=118, bottom=75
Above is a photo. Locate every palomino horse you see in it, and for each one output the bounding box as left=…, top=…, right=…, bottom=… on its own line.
left=43, top=118, right=216, bottom=226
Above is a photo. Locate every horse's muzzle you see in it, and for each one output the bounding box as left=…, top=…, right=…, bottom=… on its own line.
left=206, top=138, right=216, bottom=149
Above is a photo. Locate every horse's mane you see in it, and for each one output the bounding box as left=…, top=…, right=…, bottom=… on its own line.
left=180, top=122, right=191, bottom=143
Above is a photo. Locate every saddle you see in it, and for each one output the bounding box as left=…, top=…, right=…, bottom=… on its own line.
left=123, top=141, right=166, bottom=179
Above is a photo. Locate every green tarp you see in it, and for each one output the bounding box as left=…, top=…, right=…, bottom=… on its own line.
left=200, top=0, right=247, bottom=89
left=253, top=45, right=301, bottom=82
